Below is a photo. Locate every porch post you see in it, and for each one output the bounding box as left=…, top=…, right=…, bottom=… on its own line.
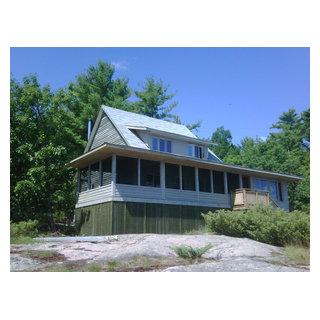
left=239, top=174, right=243, bottom=189
left=111, top=154, right=116, bottom=196
left=160, top=161, right=165, bottom=199
left=224, top=172, right=228, bottom=195
left=179, top=165, right=183, bottom=190
left=138, top=158, right=141, bottom=186
left=210, top=170, right=214, bottom=193
left=195, top=167, right=199, bottom=192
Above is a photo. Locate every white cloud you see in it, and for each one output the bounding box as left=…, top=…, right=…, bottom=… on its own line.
left=111, top=60, right=129, bottom=71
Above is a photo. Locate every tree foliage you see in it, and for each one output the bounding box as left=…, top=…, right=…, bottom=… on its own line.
left=10, top=61, right=198, bottom=231
left=210, top=109, right=310, bottom=211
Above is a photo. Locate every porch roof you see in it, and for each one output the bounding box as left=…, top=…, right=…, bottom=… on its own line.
left=65, top=143, right=303, bottom=182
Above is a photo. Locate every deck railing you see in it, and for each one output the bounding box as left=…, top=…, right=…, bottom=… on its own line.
left=231, top=188, right=279, bottom=210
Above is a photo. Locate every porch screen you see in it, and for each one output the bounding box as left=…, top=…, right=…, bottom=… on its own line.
left=141, top=159, right=160, bottom=187
left=79, top=167, right=88, bottom=192
left=116, top=156, right=138, bottom=185
left=199, top=168, right=211, bottom=192
left=90, top=162, right=100, bottom=189
left=213, top=171, right=224, bottom=194
left=165, top=163, right=180, bottom=189
left=227, top=173, right=239, bottom=193
left=182, top=165, right=195, bottom=191
left=101, top=157, right=112, bottom=186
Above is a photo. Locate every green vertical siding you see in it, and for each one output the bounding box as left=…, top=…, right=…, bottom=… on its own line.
left=74, top=201, right=217, bottom=236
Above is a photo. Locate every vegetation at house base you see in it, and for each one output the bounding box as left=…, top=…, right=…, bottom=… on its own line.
left=202, top=204, right=310, bottom=247
left=210, top=108, right=310, bottom=211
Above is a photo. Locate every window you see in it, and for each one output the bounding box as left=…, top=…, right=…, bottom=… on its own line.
left=90, top=162, right=100, bottom=189
left=188, top=145, right=193, bottom=156
left=141, top=159, right=160, bottom=187
left=101, top=157, right=112, bottom=186
left=213, top=171, right=224, bottom=194
left=278, top=182, right=283, bottom=201
left=152, top=138, right=158, bottom=151
left=116, top=156, right=138, bottom=185
left=165, top=163, right=180, bottom=189
left=166, top=141, right=172, bottom=153
left=195, top=146, right=199, bottom=158
left=182, top=166, right=195, bottom=191
left=79, top=167, right=88, bottom=192
left=152, top=137, right=172, bottom=153
left=270, top=181, right=278, bottom=201
left=255, top=179, right=268, bottom=191
left=160, top=139, right=165, bottom=152
left=227, top=173, right=240, bottom=193
left=199, top=168, right=211, bottom=192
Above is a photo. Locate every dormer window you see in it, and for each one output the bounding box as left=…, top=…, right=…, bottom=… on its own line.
left=188, top=145, right=204, bottom=159
left=152, top=137, right=172, bottom=153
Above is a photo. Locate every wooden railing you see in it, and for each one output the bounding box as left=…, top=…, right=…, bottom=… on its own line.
left=231, top=188, right=280, bottom=210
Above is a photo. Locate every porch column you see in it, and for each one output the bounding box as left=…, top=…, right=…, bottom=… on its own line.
left=239, top=174, right=243, bottom=189
left=179, top=165, right=183, bottom=190
left=210, top=170, right=214, bottom=193
left=111, top=154, right=116, bottom=196
left=137, top=158, right=141, bottom=186
left=224, top=172, right=228, bottom=195
left=195, top=167, right=199, bottom=192
left=160, top=161, right=165, bottom=199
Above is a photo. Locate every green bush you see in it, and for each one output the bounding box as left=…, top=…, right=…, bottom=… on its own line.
left=202, top=204, right=309, bottom=247
left=10, top=220, right=39, bottom=238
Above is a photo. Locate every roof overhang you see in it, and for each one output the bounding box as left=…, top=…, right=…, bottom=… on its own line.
left=65, top=143, right=304, bottom=182
left=126, top=125, right=216, bottom=146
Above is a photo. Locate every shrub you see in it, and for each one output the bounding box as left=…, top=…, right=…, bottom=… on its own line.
left=10, top=220, right=39, bottom=238
left=202, top=204, right=309, bottom=247
left=172, top=243, right=213, bottom=259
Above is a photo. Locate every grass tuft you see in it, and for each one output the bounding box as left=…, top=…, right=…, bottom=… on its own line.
left=172, top=243, right=213, bottom=260
left=284, top=245, right=310, bottom=265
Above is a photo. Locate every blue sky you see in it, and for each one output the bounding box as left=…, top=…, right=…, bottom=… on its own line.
left=10, top=47, right=309, bottom=144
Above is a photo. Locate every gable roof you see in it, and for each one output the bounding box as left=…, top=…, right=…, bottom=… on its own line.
left=102, top=105, right=198, bottom=147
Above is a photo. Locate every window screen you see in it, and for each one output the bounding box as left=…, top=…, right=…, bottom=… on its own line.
left=79, top=167, right=88, bottom=192
left=182, top=165, right=195, bottom=191
left=90, top=162, right=100, bottom=189
left=199, top=168, right=211, bottom=192
left=101, top=157, right=112, bottom=186
left=116, top=156, right=138, bottom=185
left=213, top=171, right=224, bottom=194
left=165, top=163, right=180, bottom=189
left=227, top=173, right=240, bottom=193
left=188, top=145, right=193, bottom=156
left=141, top=159, right=160, bottom=187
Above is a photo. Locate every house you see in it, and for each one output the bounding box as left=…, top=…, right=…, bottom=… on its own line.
left=65, top=106, right=303, bottom=235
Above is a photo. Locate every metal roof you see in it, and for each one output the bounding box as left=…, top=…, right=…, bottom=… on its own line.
left=102, top=105, right=198, bottom=149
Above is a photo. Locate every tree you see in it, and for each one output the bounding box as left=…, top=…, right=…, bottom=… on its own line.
left=133, top=77, right=178, bottom=119
left=210, top=126, right=240, bottom=161
left=65, top=60, right=132, bottom=141
left=10, top=75, right=79, bottom=229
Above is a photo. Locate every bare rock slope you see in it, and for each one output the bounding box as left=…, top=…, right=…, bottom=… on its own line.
left=10, top=234, right=307, bottom=272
